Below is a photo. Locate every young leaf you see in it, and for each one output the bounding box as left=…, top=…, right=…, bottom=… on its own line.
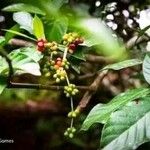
left=13, top=12, right=33, bottom=34
left=33, top=15, right=45, bottom=39
left=0, top=76, right=7, bottom=94
left=143, top=54, right=150, bottom=84
left=3, top=29, right=36, bottom=41
left=46, top=17, right=68, bottom=42
left=102, top=59, right=142, bottom=71
left=101, top=97, right=150, bottom=150
left=81, top=88, right=150, bottom=131
left=4, top=24, right=20, bottom=43
left=2, top=3, right=45, bottom=15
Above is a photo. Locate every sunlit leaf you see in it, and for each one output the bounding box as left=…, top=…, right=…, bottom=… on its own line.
left=13, top=12, right=33, bottom=34
left=2, top=3, right=45, bottom=15
left=81, top=88, right=150, bottom=131
left=101, top=97, right=150, bottom=150
left=0, top=47, right=43, bottom=76
left=3, top=29, right=36, bottom=41
left=77, top=18, right=127, bottom=61
left=102, top=59, right=142, bottom=71
left=33, top=15, right=45, bottom=39
left=143, top=54, right=150, bottom=84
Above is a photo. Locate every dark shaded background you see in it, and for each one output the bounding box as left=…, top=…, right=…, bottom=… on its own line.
left=0, top=0, right=150, bottom=150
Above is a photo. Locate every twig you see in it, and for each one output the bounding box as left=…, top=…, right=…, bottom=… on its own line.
left=102, top=77, right=121, bottom=95
left=8, top=82, right=96, bottom=91
left=9, top=38, right=34, bottom=47
left=126, top=35, right=149, bottom=49
left=76, top=70, right=108, bottom=112
left=85, top=54, right=113, bottom=64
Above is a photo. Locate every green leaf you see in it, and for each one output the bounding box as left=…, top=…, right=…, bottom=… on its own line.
left=102, top=59, right=142, bottom=71
left=69, top=58, right=82, bottom=74
left=2, top=3, right=45, bottom=15
left=3, top=29, right=36, bottom=41
left=46, top=17, right=68, bottom=42
left=81, top=88, right=150, bottom=131
left=4, top=24, right=20, bottom=43
left=51, top=0, right=69, bottom=10
left=33, top=15, right=45, bottom=39
left=77, top=18, right=127, bottom=61
left=71, top=46, right=86, bottom=61
left=143, top=54, right=150, bottom=84
left=0, top=37, right=5, bottom=45
left=0, top=76, right=7, bottom=94
left=101, top=97, right=150, bottom=150
left=13, top=12, right=33, bottom=34
left=136, top=25, right=150, bottom=44
left=0, top=47, right=43, bottom=76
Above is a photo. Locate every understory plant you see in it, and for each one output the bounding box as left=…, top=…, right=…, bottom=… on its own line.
left=0, top=0, right=150, bottom=149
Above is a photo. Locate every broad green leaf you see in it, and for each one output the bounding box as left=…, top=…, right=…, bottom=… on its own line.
left=46, top=17, right=68, bottom=42
left=0, top=76, right=7, bottom=94
left=9, top=47, right=43, bottom=62
left=2, top=3, right=45, bottom=15
left=0, top=37, right=5, bottom=45
left=13, top=12, right=33, bottom=34
left=3, top=29, right=36, bottom=41
left=81, top=88, right=150, bottom=131
left=4, top=24, right=20, bottom=43
left=101, top=97, right=150, bottom=150
left=0, top=47, right=43, bottom=76
left=37, top=0, right=68, bottom=17
left=33, top=15, right=45, bottom=39
left=143, top=54, right=150, bottom=84
left=102, top=59, right=142, bottom=71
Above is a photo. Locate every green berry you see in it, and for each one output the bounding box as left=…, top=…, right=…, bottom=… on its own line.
left=64, top=131, right=68, bottom=136
left=56, top=78, right=60, bottom=83
left=69, top=133, right=74, bottom=138
left=71, top=127, right=76, bottom=133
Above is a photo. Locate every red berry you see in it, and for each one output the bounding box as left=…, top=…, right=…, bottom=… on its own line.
left=69, top=44, right=76, bottom=50
left=37, top=41, right=44, bottom=47
left=56, top=61, right=62, bottom=67
left=37, top=39, right=46, bottom=52
left=56, top=57, right=62, bottom=61
left=74, top=38, right=84, bottom=45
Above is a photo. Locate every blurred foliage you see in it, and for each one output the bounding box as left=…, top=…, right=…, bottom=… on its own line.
left=0, top=0, right=150, bottom=150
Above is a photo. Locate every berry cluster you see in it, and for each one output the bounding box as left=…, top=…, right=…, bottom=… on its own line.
left=68, top=109, right=79, bottom=118
left=53, top=67, right=66, bottom=83
left=54, top=58, right=69, bottom=70
left=63, top=32, right=84, bottom=53
left=37, top=39, right=58, bottom=54
left=45, top=41, right=58, bottom=55
left=36, top=33, right=83, bottom=138
left=64, top=127, right=76, bottom=138
left=64, top=84, right=79, bottom=97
